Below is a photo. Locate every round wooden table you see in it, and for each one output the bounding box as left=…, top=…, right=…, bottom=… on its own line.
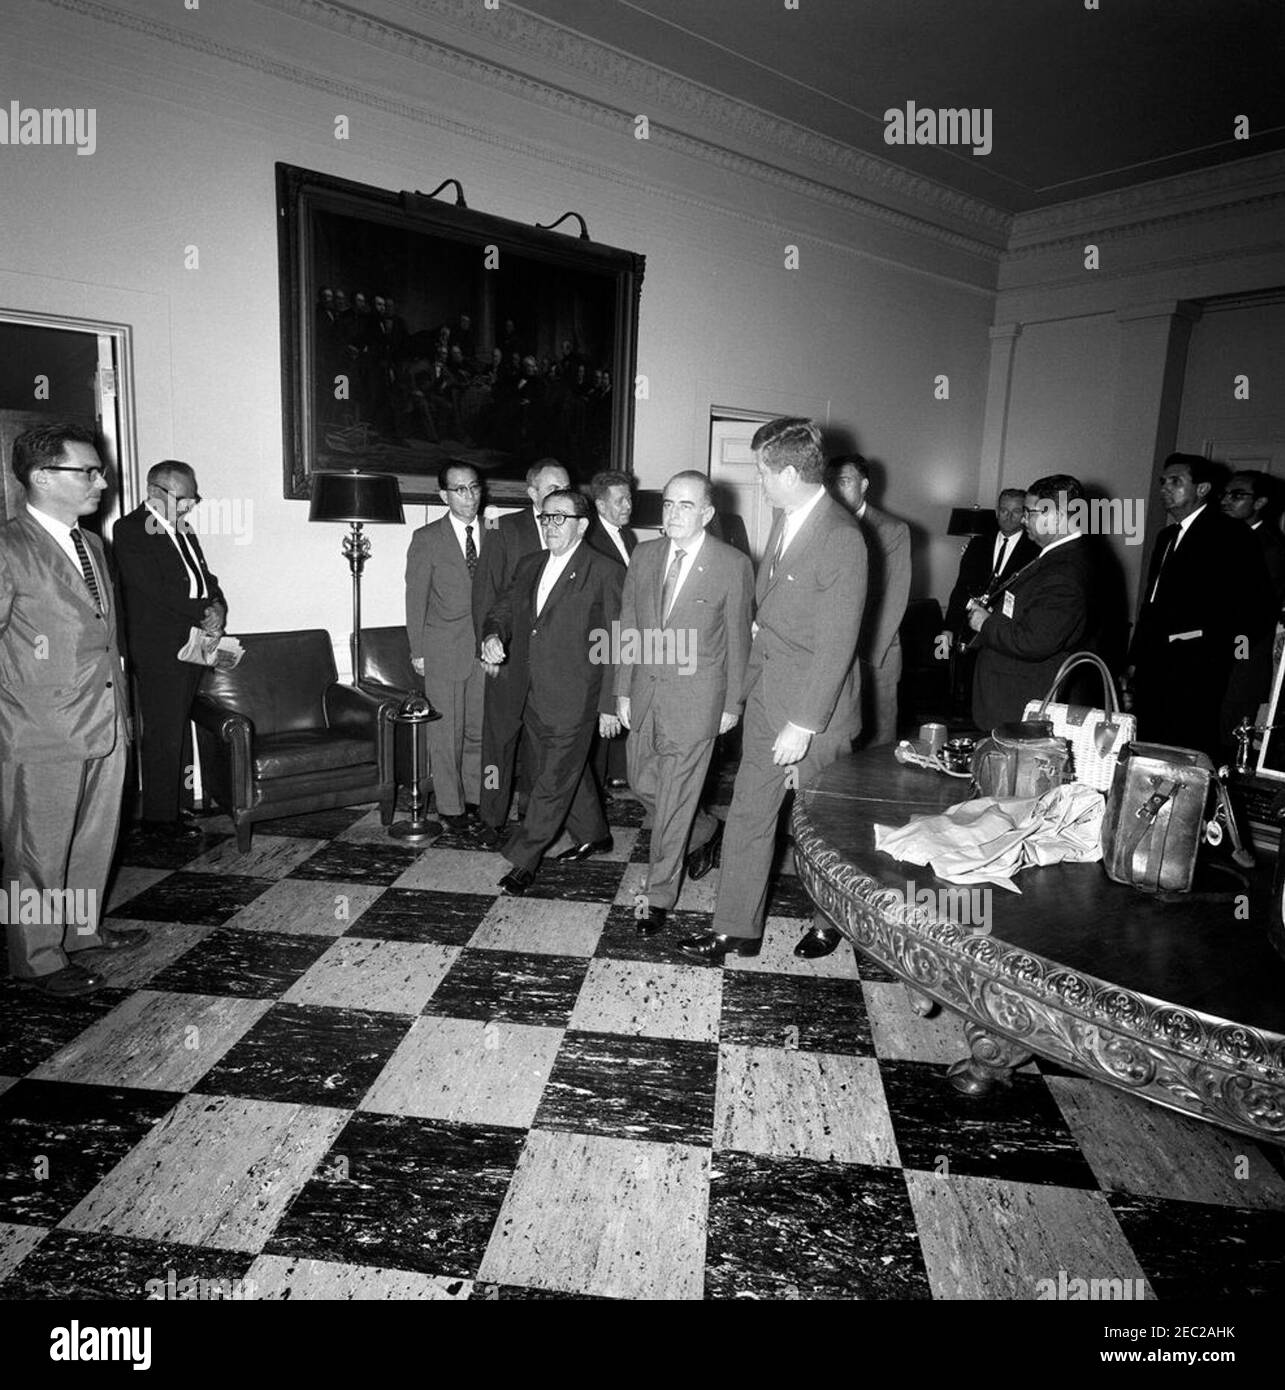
left=792, top=750, right=1285, bottom=1145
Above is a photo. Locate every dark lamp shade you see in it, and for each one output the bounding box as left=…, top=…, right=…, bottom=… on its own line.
left=947, top=506, right=996, bottom=538
left=309, top=471, right=404, bottom=525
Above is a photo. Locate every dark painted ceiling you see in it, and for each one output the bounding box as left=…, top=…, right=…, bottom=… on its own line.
left=513, top=0, right=1285, bottom=213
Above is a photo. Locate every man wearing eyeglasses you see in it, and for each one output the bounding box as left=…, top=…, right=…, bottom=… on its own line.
left=405, top=464, right=487, bottom=828
left=479, top=489, right=623, bottom=894
left=113, top=460, right=226, bottom=838
left=1, top=422, right=145, bottom=997
left=471, top=458, right=571, bottom=845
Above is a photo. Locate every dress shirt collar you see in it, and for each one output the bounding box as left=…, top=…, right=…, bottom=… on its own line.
left=1174, top=503, right=1205, bottom=545
left=781, top=484, right=827, bottom=548
left=447, top=511, right=480, bottom=552
left=665, top=529, right=706, bottom=568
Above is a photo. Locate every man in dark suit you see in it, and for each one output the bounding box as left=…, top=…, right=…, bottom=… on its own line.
left=943, top=489, right=1037, bottom=720
left=968, top=474, right=1099, bottom=730
left=1129, top=453, right=1273, bottom=757
left=472, top=459, right=571, bottom=845
left=616, top=470, right=753, bottom=933
left=479, top=490, right=623, bottom=894
left=678, top=418, right=866, bottom=963
left=585, top=469, right=636, bottom=789
left=1, top=423, right=146, bottom=996
left=829, top=454, right=911, bottom=746
left=406, top=463, right=487, bottom=828
left=1220, top=470, right=1285, bottom=741
left=113, top=459, right=226, bottom=836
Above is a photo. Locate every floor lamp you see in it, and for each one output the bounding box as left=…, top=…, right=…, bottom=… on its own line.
left=308, top=469, right=404, bottom=685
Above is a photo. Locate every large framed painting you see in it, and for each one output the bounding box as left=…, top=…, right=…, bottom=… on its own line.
left=276, top=163, right=645, bottom=504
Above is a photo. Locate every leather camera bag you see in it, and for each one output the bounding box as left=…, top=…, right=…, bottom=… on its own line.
left=971, top=720, right=1070, bottom=800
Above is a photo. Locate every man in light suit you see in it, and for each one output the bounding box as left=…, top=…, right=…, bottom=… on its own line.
left=480, top=490, right=623, bottom=895
left=0, top=423, right=146, bottom=997
left=472, top=458, right=570, bottom=844
left=406, top=463, right=487, bottom=828
left=113, top=459, right=226, bottom=836
left=1128, top=453, right=1273, bottom=758
left=829, top=454, right=910, bottom=746
left=616, top=471, right=753, bottom=934
left=678, top=418, right=866, bottom=962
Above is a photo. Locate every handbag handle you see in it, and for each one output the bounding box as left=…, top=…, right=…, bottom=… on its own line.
left=1033, top=651, right=1122, bottom=720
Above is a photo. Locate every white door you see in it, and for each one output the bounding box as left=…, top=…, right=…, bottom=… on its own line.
left=709, top=415, right=774, bottom=563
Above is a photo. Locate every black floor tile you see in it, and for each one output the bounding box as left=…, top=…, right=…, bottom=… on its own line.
left=147, top=927, right=333, bottom=999
left=350, top=888, right=494, bottom=946
left=265, top=1112, right=524, bottom=1278
left=705, top=1151, right=932, bottom=1300
left=252, top=807, right=374, bottom=840
left=422, top=948, right=589, bottom=1027
left=525, top=858, right=626, bottom=903
left=113, top=823, right=232, bottom=870
left=288, top=841, right=423, bottom=886
left=0, top=981, right=130, bottom=1075
left=534, top=1030, right=718, bottom=1146
left=879, top=1059, right=1100, bottom=1190
left=195, top=1003, right=413, bottom=1108
left=0, top=1228, right=256, bottom=1300
left=719, top=971, right=873, bottom=1056
left=594, top=905, right=716, bottom=968
left=1107, top=1193, right=1285, bottom=1300
left=107, top=871, right=272, bottom=925
left=0, top=1080, right=181, bottom=1225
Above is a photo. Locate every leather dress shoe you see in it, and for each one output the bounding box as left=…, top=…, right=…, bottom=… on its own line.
left=684, top=821, right=724, bottom=881
left=554, top=836, right=613, bottom=862
left=677, top=930, right=760, bottom=962
left=498, top=866, right=534, bottom=896
left=438, top=811, right=473, bottom=831
left=474, top=823, right=503, bottom=848
left=635, top=905, right=668, bottom=937
left=21, top=963, right=103, bottom=997
left=794, top=925, right=842, bottom=958
left=97, top=927, right=148, bottom=952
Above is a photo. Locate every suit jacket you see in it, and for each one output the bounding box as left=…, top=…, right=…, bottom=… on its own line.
left=857, top=503, right=910, bottom=669
left=112, top=502, right=225, bottom=670
left=1130, top=505, right=1274, bottom=678
left=944, top=530, right=1038, bottom=635
left=472, top=506, right=543, bottom=652
left=0, top=510, right=128, bottom=763
left=482, top=541, right=623, bottom=731
left=973, top=536, right=1098, bottom=730
left=405, top=515, right=486, bottom=681
left=749, top=494, right=866, bottom=737
left=614, top=534, right=753, bottom=743
left=584, top=517, right=636, bottom=567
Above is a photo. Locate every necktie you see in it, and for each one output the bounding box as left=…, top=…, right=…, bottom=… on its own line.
left=1149, top=527, right=1177, bottom=603
left=464, top=524, right=477, bottom=576
left=70, top=528, right=102, bottom=611
left=989, top=535, right=1010, bottom=587
left=769, top=525, right=786, bottom=580
left=661, top=548, right=685, bottom=619
left=177, top=527, right=207, bottom=600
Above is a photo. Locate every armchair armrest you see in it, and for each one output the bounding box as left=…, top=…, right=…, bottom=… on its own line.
left=356, top=678, right=415, bottom=703
left=325, top=682, right=399, bottom=733
left=192, top=694, right=255, bottom=807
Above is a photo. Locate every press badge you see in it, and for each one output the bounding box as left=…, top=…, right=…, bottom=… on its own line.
left=1002, top=591, right=1015, bottom=618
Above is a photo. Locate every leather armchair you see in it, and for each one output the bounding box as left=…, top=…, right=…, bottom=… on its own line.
left=352, top=625, right=428, bottom=788
left=193, top=629, right=397, bottom=851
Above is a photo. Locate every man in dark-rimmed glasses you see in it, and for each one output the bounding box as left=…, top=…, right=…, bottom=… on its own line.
left=479, top=488, right=623, bottom=895
left=0, top=421, right=145, bottom=997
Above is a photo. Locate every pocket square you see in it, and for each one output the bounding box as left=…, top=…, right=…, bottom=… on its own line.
left=1168, top=629, right=1203, bottom=642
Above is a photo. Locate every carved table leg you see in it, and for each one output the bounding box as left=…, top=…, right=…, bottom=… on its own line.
left=948, top=1021, right=1034, bottom=1096
left=904, top=986, right=939, bottom=1019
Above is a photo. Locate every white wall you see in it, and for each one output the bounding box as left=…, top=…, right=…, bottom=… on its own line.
left=1, top=0, right=1000, bottom=666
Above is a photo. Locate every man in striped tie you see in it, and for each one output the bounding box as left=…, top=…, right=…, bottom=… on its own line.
left=0, top=422, right=144, bottom=997
left=113, top=459, right=227, bottom=837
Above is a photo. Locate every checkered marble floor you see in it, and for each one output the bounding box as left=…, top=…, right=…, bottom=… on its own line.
left=2, top=790, right=1284, bottom=1302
